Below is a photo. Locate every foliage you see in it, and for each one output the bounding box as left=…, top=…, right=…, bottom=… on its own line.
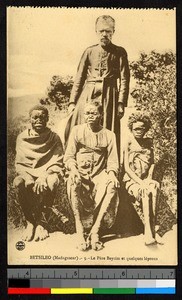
left=130, top=51, right=177, bottom=215
left=8, top=51, right=177, bottom=231
left=130, top=51, right=176, bottom=181
left=40, top=75, right=74, bottom=111
left=8, top=116, right=30, bottom=228
left=8, top=115, right=29, bottom=155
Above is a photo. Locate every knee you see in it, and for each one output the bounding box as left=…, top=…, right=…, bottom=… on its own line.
left=152, top=180, right=160, bottom=189
left=149, top=181, right=159, bottom=194
left=47, top=173, right=59, bottom=191
left=13, top=176, right=25, bottom=189
left=68, top=177, right=81, bottom=190
left=25, top=178, right=35, bottom=188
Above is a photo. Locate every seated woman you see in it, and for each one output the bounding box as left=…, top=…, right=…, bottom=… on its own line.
left=123, top=112, right=160, bottom=245
left=64, top=101, right=120, bottom=251
left=13, top=105, right=64, bottom=242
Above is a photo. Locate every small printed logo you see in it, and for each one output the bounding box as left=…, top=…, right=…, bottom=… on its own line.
left=16, top=241, right=25, bottom=251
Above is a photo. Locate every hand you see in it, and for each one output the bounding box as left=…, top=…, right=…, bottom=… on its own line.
left=13, top=176, right=23, bottom=188
left=143, top=179, right=160, bottom=191
left=148, top=179, right=160, bottom=189
left=69, top=167, right=81, bottom=185
left=68, top=103, right=76, bottom=114
left=108, top=171, right=120, bottom=188
left=33, top=175, right=48, bottom=194
left=117, top=103, right=124, bottom=119
left=13, top=174, right=34, bottom=188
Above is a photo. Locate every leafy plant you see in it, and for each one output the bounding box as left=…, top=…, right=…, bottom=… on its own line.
left=130, top=51, right=176, bottom=173
left=40, top=75, right=74, bottom=112
left=130, top=51, right=176, bottom=214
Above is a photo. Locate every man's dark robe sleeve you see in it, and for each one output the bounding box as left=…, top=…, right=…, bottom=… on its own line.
left=69, top=49, right=89, bottom=105
left=118, top=48, right=130, bottom=107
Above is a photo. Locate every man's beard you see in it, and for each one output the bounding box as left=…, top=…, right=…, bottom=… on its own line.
left=100, top=38, right=110, bottom=46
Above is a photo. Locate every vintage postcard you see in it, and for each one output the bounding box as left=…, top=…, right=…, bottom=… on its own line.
left=7, top=7, right=177, bottom=265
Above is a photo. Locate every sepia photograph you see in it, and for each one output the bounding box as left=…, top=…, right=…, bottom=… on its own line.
left=7, top=7, right=177, bottom=265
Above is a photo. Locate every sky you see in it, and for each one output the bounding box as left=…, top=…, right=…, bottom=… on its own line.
left=7, top=7, right=176, bottom=97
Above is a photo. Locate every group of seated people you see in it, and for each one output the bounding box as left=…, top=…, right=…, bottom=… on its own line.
left=13, top=101, right=160, bottom=250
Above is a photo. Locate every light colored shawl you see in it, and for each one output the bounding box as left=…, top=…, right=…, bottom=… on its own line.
left=15, top=127, right=63, bottom=178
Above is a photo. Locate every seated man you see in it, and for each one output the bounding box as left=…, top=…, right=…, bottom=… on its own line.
left=123, top=112, right=160, bottom=245
left=13, top=105, right=64, bottom=242
left=64, top=101, right=120, bottom=251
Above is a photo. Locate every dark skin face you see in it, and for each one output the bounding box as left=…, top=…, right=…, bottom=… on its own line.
left=84, top=104, right=102, bottom=131
left=30, top=110, right=49, bottom=133
left=132, top=121, right=147, bottom=140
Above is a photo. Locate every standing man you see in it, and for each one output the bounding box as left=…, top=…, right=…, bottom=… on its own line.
left=68, top=15, right=130, bottom=157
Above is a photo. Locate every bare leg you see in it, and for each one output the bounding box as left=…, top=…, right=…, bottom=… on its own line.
left=47, top=173, right=59, bottom=191
left=141, top=188, right=156, bottom=245
left=149, top=181, right=159, bottom=217
left=90, top=182, right=117, bottom=251
left=150, top=182, right=163, bottom=244
left=22, top=221, right=35, bottom=242
left=69, top=183, right=88, bottom=251
left=13, top=175, right=36, bottom=241
left=34, top=225, right=49, bottom=241
left=33, top=174, right=59, bottom=242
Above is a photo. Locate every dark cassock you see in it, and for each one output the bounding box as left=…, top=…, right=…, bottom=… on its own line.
left=67, top=42, right=130, bottom=154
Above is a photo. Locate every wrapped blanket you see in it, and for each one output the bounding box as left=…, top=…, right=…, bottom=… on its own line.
left=15, top=127, right=64, bottom=178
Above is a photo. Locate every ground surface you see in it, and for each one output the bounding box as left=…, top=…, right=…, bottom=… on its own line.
left=8, top=225, right=177, bottom=266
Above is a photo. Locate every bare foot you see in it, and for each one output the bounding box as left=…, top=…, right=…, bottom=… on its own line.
left=155, top=234, right=164, bottom=245
left=90, top=233, right=104, bottom=251
left=145, top=237, right=157, bottom=246
left=34, top=225, right=49, bottom=242
left=22, top=222, right=35, bottom=242
left=76, top=234, right=89, bottom=251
